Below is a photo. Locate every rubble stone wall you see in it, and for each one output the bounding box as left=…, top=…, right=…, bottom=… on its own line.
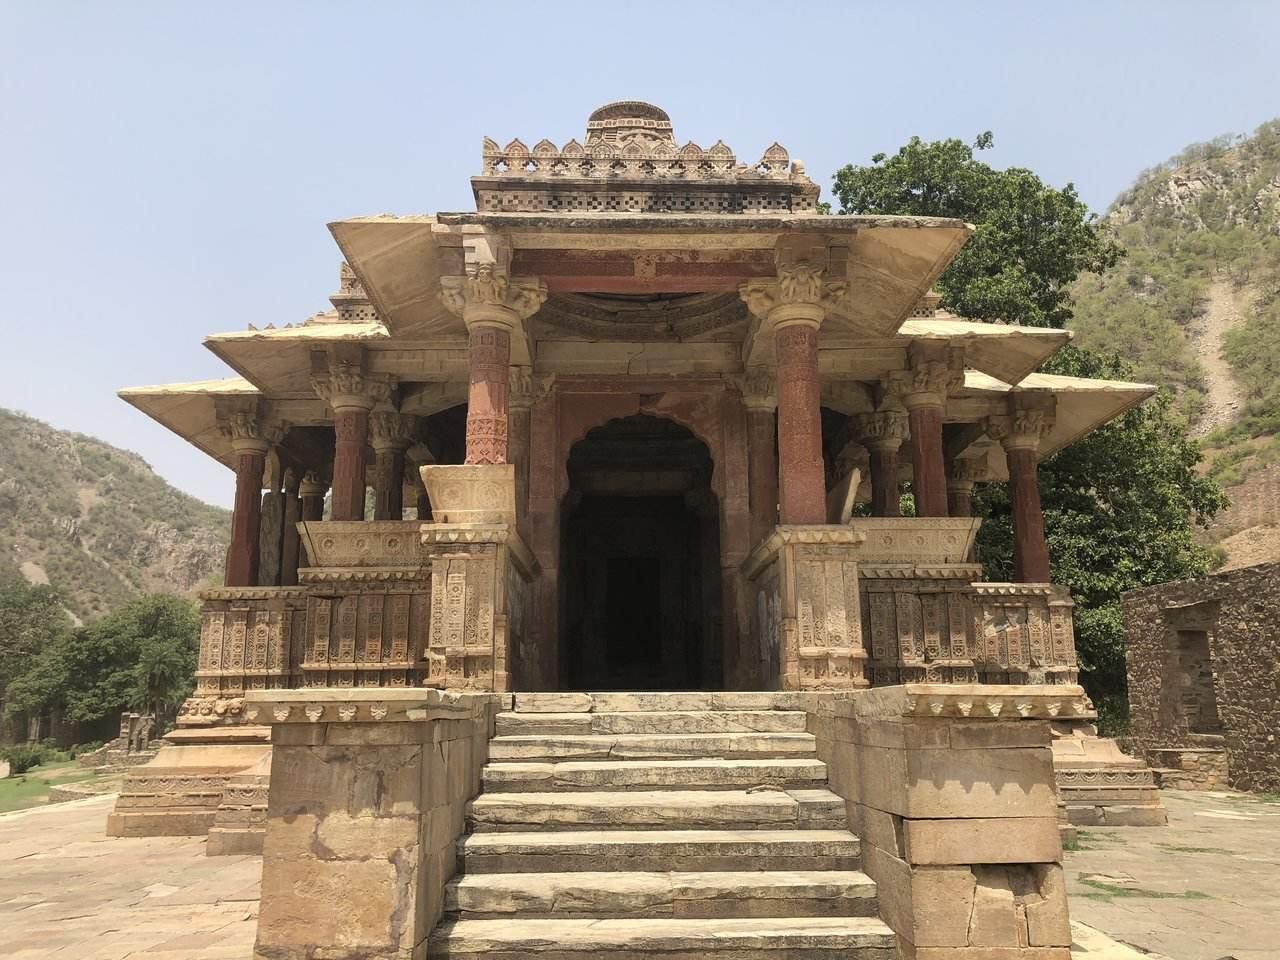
left=1123, top=562, right=1280, bottom=793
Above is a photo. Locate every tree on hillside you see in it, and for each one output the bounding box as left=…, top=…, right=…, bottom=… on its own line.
left=0, top=579, right=74, bottom=738
left=831, top=135, right=1226, bottom=709
left=4, top=593, right=200, bottom=733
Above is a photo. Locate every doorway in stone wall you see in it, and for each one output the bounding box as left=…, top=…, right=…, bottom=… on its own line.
left=559, top=415, right=722, bottom=690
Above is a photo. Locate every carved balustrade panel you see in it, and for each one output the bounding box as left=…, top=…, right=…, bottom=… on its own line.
left=972, top=583, right=1078, bottom=684
left=859, top=570, right=981, bottom=686
left=184, top=588, right=309, bottom=726
left=742, top=527, right=868, bottom=691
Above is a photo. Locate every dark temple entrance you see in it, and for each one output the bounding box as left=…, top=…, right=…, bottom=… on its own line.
left=560, top=415, right=722, bottom=690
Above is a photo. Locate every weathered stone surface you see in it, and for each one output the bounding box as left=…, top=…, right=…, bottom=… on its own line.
left=487, top=732, right=818, bottom=761
left=483, top=758, right=828, bottom=791
left=902, top=817, right=1061, bottom=865
left=460, top=828, right=863, bottom=873
left=429, top=915, right=896, bottom=958
left=494, top=710, right=810, bottom=736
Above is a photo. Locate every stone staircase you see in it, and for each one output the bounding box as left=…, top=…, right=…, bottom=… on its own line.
left=428, top=691, right=896, bottom=960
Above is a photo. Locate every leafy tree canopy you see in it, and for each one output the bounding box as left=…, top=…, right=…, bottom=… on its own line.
left=2, top=588, right=199, bottom=727
left=831, top=135, right=1225, bottom=703
left=832, top=133, right=1123, bottom=328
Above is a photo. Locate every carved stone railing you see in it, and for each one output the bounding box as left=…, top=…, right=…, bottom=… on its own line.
left=742, top=526, right=868, bottom=691
left=972, top=583, right=1078, bottom=684
left=852, top=518, right=983, bottom=685
left=182, top=587, right=309, bottom=726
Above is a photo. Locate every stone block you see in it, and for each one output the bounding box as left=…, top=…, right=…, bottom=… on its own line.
left=903, top=817, right=1061, bottom=865
left=967, top=866, right=1019, bottom=947
left=1024, top=864, right=1071, bottom=947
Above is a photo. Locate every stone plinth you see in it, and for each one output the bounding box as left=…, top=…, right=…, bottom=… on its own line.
left=808, top=684, right=1079, bottom=959
left=742, top=525, right=868, bottom=691
left=248, top=688, right=499, bottom=960
left=1051, top=724, right=1167, bottom=827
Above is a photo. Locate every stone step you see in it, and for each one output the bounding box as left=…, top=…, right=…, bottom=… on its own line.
left=495, top=710, right=809, bottom=737
left=429, top=916, right=896, bottom=959
left=513, top=692, right=801, bottom=714
left=459, top=829, right=863, bottom=873
left=487, top=732, right=819, bottom=762
left=483, top=758, right=829, bottom=792
left=445, top=870, right=879, bottom=919
left=467, top=789, right=848, bottom=833
left=467, top=789, right=847, bottom=833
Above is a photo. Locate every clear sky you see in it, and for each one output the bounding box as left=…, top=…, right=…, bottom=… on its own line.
left=3, top=1, right=1278, bottom=508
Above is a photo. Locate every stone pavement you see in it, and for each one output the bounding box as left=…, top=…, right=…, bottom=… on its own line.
left=1066, top=789, right=1280, bottom=960
left=2, top=788, right=1273, bottom=959
left=0, top=794, right=258, bottom=959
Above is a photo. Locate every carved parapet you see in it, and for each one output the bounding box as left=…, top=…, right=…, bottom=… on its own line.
left=187, top=588, right=308, bottom=720
left=850, top=682, right=1092, bottom=721
left=420, top=520, right=539, bottom=694
left=850, top=517, right=982, bottom=565
left=742, top=525, right=868, bottom=692
left=972, top=582, right=1078, bottom=685
left=421, top=463, right=517, bottom=524
left=297, top=520, right=426, bottom=574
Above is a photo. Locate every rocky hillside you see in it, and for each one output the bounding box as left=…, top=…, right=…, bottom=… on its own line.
left=0, top=408, right=229, bottom=619
left=1069, top=120, right=1280, bottom=568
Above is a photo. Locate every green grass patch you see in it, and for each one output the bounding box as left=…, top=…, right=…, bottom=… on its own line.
left=1076, top=877, right=1213, bottom=903
left=0, top=761, right=101, bottom=813
left=1156, top=843, right=1231, bottom=855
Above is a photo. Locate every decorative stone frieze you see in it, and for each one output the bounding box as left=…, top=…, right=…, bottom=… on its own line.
left=972, top=582, right=1078, bottom=684
left=851, top=517, right=982, bottom=565
left=297, top=520, right=425, bottom=571
left=742, top=525, right=869, bottom=691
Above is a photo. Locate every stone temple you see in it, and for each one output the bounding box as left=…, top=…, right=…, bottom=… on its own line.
left=114, top=102, right=1163, bottom=959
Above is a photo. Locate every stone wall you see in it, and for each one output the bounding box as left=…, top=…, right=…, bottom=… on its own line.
left=247, top=689, right=498, bottom=960
left=1123, top=561, right=1280, bottom=793
left=806, top=685, right=1078, bottom=959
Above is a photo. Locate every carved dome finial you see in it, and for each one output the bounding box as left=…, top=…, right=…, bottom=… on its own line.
left=585, top=101, right=676, bottom=147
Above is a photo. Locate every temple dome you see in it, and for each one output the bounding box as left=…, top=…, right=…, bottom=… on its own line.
left=585, top=100, right=676, bottom=147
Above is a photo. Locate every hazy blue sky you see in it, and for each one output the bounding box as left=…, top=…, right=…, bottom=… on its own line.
left=3, top=2, right=1278, bottom=508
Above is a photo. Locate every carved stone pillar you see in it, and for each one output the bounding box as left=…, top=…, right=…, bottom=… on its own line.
left=299, top=471, right=327, bottom=523
left=280, top=468, right=303, bottom=586
left=407, top=444, right=435, bottom=520
left=989, top=404, right=1054, bottom=583
left=855, top=411, right=907, bottom=518
left=740, top=246, right=846, bottom=525
left=889, top=352, right=956, bottom=518
left=441, top=245, right=547, bottom=466
left=370, top=413, right=416, bottom=521
left=947, top=458, right=984, bottom=518
left=312, top=364, right=392, bottom=522
left=508, top=366, right=536, bottom=525
left=741, top=366, right=779, bottom=548
left=219, top=410, right=282, bottom=588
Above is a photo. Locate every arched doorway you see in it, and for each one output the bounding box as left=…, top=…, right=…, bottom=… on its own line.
left=559, top=415, right=722, bottom=690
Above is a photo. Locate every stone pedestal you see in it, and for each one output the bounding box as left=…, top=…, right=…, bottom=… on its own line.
left=742, top=525, right=868, bottom=691
left=809, top=685, right=1080, bottom=960
left=1051, top=722, right=1168, bottom=826
left=247, top=689, right=499, bottom=960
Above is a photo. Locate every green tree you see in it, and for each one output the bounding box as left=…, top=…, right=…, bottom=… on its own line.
left=831, top=135, right=1225, bottom=703
left=0, top=579, right=73, bottom=737
left=3, top=593, right=199, bottom=730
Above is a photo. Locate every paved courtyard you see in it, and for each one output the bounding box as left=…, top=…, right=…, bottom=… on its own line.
left=1, top=789, right=1276, bottom=959
left=1066, top=789, right=1280, bottom=960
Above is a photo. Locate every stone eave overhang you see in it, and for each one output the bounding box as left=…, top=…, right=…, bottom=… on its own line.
left=329, top=213, right=973, bottom=341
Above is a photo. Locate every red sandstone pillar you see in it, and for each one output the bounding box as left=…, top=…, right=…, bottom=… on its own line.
left=465, top=325, right=512, bottom=464
left=775, top=316, right=826, bottom=525
left=743, top=368, right=779, bottom=547
left=1007, top=445, right=1051, bottom=582
left=947, top=459, right=981, bottom=518
left=408, top=444, right=435, bottom=521
left=370, top=413, right=415, bottom=521
left=279, top=468, right=302, bottom=586
left=855, top=412, right=906, bottom=518
left=907, top=401, right=948, bottom=517
left=226, top=441, right=267, bottom=587
left=331, top=406, right=370, bottom=521
left=299, top=472, right=327, bottom=523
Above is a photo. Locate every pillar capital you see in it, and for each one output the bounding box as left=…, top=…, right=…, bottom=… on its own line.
left=853, top=410, right=907, bottom=453
left=441, top=265, right=548, bottom=332
left=948, top=456, right=987, bottom=488
left=298, top=470, right=328, bottom=499
left=368, top=412, right=418, bottom=452
left=738, top=365, right=778, bottom=412
left=310, top=362, right=394, bottom=412
left=508, top=366, right=551, bottom=410
left=884, top=358, right=961, bottom=410
left=987, top=405, right=1055, bottom=453
left=218, top=409, right=286, bottom=456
